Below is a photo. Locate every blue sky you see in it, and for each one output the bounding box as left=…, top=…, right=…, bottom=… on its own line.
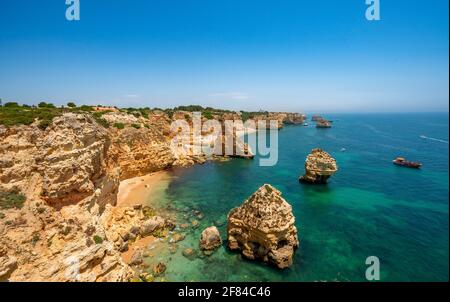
left=0, top=0, right=448, bottom=112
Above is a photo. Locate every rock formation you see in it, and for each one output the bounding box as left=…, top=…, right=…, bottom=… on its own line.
left=0, top=113, right=173, bottom=281
left=0, top=108, right=307, bottom=281
left=227, top=184, right=299, bottom=269
left=299, top=148, right=338, bottom=184
left=108, top=126, right=175, bottom=180
left=199, top=226, right=222, bottom=254
left=316, top=119, right=332, bottom=128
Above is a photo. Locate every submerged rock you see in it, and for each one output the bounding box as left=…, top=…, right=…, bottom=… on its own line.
left=170, top=232, right=185, bottom=243
left=299, top=148, right=338, bottom=184
left=199, top=226, right=222, bottom=254
left=168, top=243, right=178, bottom=254
left=182, top=248, right=197, bottom=261
left=152, top=262, right=166, bottom=276
left=227, top=184, right=299, bottom=269
left=129, top=249, right=143, bottom=266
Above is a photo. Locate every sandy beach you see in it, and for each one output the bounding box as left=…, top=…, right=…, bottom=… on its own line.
left=117, top=171, right=172, bottom=207
left=117, top=171, right=173, bottom=264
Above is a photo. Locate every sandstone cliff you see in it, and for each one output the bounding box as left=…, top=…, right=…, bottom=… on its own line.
left=108, top=126, right=175, bottom=180
left=299, top=148, right=338, bottom=184
left=0, top=108, right=305, bottom=281
left=227, top=184, right=299, bottom=269
left=0, top=113, right=173, bottom=281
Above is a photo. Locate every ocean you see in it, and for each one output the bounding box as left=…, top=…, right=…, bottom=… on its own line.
left=145, top=113, right=449, bottom=282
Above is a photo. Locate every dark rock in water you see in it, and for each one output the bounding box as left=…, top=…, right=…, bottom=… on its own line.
left=168, top=244, right=178, bottom=254
left=191, top=220, right=199, bottom=229
left=152, top=262, right=166, bottom=276
left=170, top=232, right=185, bottom=243
left=182, top=248, right=197, bottom=261
left=139, top=272, right=154, bottom=282
left=227, top=184, right=299, bottom=269
left=299, top=148, right=338, bottom=184
left=180, top=223, right=190, bottom=230
left=214, top=218, right=226, bottom=227
left=164, top=219, right=176, bottom=231
left=129, top=249, right=143, bottom=266
left=199, top=226, right=222, bottom=255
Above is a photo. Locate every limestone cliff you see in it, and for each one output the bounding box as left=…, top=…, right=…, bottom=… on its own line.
left=108, top=126, right=175, bottom=180
left=299, top=148, right=338, bottom=184
left=227, top=184, right=299, bottom=269
left=0, top=113, right=173, bottom=281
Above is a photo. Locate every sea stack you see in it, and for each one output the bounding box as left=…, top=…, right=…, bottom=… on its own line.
left=299, top=148, right=338, bottom=184
left=227, top=184, right=299, bottom=269
left=199, top=226, right=222, bottom=255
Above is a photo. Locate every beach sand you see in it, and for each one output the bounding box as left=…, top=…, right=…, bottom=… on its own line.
left=121, top=235, right=156, bottom=264
left=117, top=171, right=172, bottom=207
left=117, top=171, right=173, bottom=264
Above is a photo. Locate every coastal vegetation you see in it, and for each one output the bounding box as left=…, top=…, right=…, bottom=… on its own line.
left=0, top=101, right=278, bottom=130
left=114, top=122, right=125, bottom=129
left=0, top=189, right=26, bottom=210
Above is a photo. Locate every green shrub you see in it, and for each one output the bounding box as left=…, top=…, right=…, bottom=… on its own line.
left=92, top=114, right=110, bottom=128
left=203, top=111, right=213, bottom=120
left=67, top=102, right=76, bottom=108
left=131, top=123, right=141, bottom=129
left=114, top=123, right=125, bottom=130
left=79, top=105, right=93, bottom=112
left=0, top=189, right=26, bottom=209
left=38, top=102, right=55, bottom=108
left=93, top=235, right=103, bottom=244
left=0, top=212, right=5, bottom=219
left=38, top=119, right=52, bottom=130
left=31, top=232, right=40, bottom=246
left=4, top=102, right=19, bottom=108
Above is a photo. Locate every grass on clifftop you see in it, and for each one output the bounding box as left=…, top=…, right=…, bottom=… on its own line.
left=0, top=103, right=111, bottom=129
left=0, top=189, right=26, bottom=210
left=0, top=104, right=63, bottom=129
left=0, top=101, right=272, bottom=130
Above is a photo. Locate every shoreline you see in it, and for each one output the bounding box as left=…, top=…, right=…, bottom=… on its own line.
left=117, top=171, right=173, bottom=266
left=117, top=170, right=172, bottom=207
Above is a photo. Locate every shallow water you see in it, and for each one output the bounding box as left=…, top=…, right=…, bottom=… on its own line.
left=145, top=113, right=449, bottom=282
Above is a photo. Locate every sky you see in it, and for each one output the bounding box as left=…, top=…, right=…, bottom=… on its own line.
left=0, top=0, right=448, bottom=113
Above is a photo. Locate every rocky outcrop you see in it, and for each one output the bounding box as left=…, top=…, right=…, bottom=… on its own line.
left=199, top=226, right=222, bottom=254
left=316, top=119, right=332, bottom=128
left=0, top=108, right=307, bottom=281
left=227, top=184, right=299, bottom=269
left=100, top=204, right=170, bottom=252
left=0, top=113, right=175, bottom=282
left=282, top=113, right=306, bottom=125
left=299, top=148, right=338, bottom=184
left=108, top=126, right=175, bottom=180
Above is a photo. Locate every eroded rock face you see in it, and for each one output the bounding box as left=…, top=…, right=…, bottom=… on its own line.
left=299, top=148, right=338, bottom=184
left=227, top=184, right=299, bottom=269
left=199, top=226, right=222, bottom=254
left=0, top=113, right=173, bottom=282
left=108, top=126, right=175, bottom=180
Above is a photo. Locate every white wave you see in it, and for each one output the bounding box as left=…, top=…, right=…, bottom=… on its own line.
left=420, top=135, right=449, bottom=144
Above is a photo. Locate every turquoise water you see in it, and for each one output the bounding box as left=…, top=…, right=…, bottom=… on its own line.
left=147, top=113, right=449, bottom=282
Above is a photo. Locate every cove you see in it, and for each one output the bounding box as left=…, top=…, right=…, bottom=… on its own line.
left=143, top=113, right=449, bottom=282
